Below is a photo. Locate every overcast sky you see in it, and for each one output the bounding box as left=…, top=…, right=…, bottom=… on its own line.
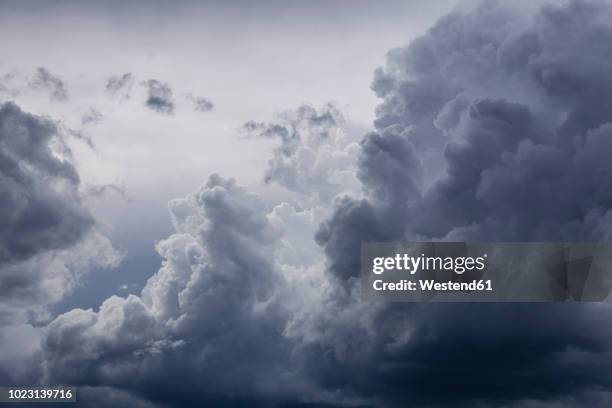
left=1, top=0, right=458, bottom=310
left=5, top=1, right=612, bottom=407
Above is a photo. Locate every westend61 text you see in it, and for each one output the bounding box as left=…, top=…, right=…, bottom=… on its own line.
left=373, top=279, right=493, bottom=292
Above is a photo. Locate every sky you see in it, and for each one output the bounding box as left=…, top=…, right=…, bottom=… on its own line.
left=4, top=0, right=612, bottom=407
left=1, top=0, right=457, bottom=312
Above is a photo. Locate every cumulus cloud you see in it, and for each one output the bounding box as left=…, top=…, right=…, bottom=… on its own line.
left=0, top=102, right=92, bottom=265
left=14, top=1, right=612, bottom=407
left=319, top=0, right=612, bottom=282
left=0, top=101, right=120, bottom=384
left=186, top=94, right=214, bottom=113
left=41, top=174, right=305, bottom=405
left=313, top=1, right=612, bottom=406
left=141, top=79, right=175, bottom=115
left=106, top=73, right=134, bottom=100
left=29, top=67, right=68, bottom=101
left=244, top=104, right=361, bottom=205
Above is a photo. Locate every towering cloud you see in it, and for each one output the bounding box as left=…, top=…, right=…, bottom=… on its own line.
left=312, top=0, right=612, bottom=406
left=22, top=1, right=612, bottom=407
left=42, top=175, right=302, bottom=406
left=320, top=0, right=612, bottom=281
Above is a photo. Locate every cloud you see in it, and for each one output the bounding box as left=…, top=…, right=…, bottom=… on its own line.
left=73, top=386, right=168, bottom=408
left=186, top=94, right=214, bottom=113
left=41, top=174, right=302, bottom=405
left=243, top=104, right=361, bottom=205
left=0, top=101, right=120, bottom=384
left=0, top=71, right=23, bottom=97
left=106, top=73, right=134, bottom=100
left=83, top=183, right=127, bottom=200
left=312, top=0, right=612, bottom=406
left=295, top=303, right=612, bottom=408
left=14, top=1, right=612, bottom=407
left=351, top=0, right=612, bottom=245
left=0, top=323, right=42, bottom=384
left=141, top=79, right=175, bottom=115
left=29, top=67, right=68, bottom=101
left=0, top=102, right=92, bottom=265
left=81, top=107, right=103, bottom=126
left=66, top=128, right=95, bottom=149
left=318, top=0, right=612, bottom=280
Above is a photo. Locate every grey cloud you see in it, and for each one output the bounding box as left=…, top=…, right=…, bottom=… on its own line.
left=320, top=0, right=612, bottom=282
left=21, top=1, right=612, bottom=407
left=0, top=101, right=120, bottom=384
left=0, top=101, right=93, bottom=265
left=0, top=72, right=22, bottom=97
left=315, top=126, right=423, bottom=285
left=312, top=1, right=612, bottom=407
left=295, top=303, right=612, bottom=408
left=357, top=128, right=422, bottom=207
left=66, top=128, right=94, bottom=149
left=106, top=73, right=134, bottom=100
left=186, top=94, right=214, bottom=113
left=0, top=323, right=42, bottom=386
left=244, top=104, right=339, bottom=152
left=41, top=175, right=298, bottom=406
left=81, top=107, right=103, bottom=125
left=84, top=183, right=127, bottom=200
left=142, top=79, right=175, bottom=115
left=243, top=104, right=360, bottom=204
left=74, top=386, right=168, bottom=408
left=29, top=67, right=68, bottom=101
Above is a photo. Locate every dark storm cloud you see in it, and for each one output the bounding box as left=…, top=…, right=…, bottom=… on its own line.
left=141, top=79, right=175, bottom=115
left=29, top=67, right=68, bottom=101
left=0, top=101, right=93, bottom=265
left=75, top=387, right=168, bottom=408
left=0, top=101, right=120, bottom=388
left=313, top=0, right=612, bottom=407
left=0, top=101, right=111, bottom=333
left=186, top=94, right=214, bottom=113
left=106, top=73, right=134, bottom=100
left=296, top=303, right=612, bottom=408
left=315, top=126, right=423, bottom=285
left=28, top=1, right=612, bottom=407
left=319, top=0, right=612, bottom=276
left=41, top=175, right=297, bottom=407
